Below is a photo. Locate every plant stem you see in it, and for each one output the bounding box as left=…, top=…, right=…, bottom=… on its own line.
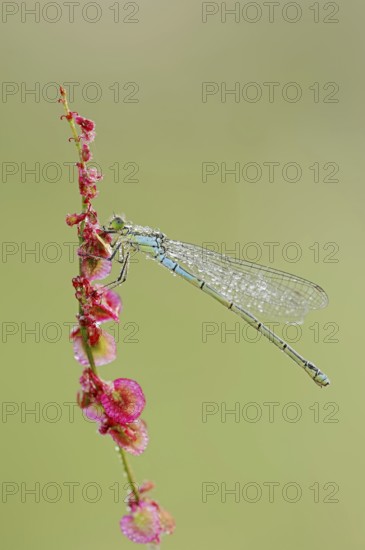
left=61, top=89, right=97, bottom=374
left=61, top=86, right=140, bottom=504
left=118, top=446, right=140, bottom=503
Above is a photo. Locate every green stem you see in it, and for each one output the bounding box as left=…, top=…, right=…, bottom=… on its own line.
left=60, top=86, right=140, bottom=504
left=119, top=447, right=140, bottom=503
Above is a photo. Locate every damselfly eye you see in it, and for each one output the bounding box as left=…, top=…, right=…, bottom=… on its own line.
left=110, top=216, right=125, bottom=231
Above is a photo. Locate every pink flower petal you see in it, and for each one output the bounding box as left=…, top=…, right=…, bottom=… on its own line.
left=81, top=257, right=112, bottom=281
left=109, top=420, right=149, bottom=456
left=79, top=368, right=105, bottom=394
left=101, top=378, right=145, bottom=424
left=92, top=287, right=122, bottom=322
left=79, top=227, right=111, bottom=258
left=66, top=212, right=87, bottom=226
left=139, top=481, right=155, bottom=495
left=120, top=502, right=161, bottom=544
left=74, top=115, right=95, bottom=133
left=72, top=329, right=116, bottom=366
left=83, top=403, right=106, bottom=423
left=158, top=505, right=176, bottom=535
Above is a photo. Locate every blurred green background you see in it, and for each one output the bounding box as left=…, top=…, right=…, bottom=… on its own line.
left=1, top=1, right=364, bottom=548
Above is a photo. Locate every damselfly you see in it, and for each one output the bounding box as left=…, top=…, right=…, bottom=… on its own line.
left=104, top=216, right=330, bottom=388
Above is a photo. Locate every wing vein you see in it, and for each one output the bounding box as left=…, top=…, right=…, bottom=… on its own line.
left=164, top=240, right=328, bottom=323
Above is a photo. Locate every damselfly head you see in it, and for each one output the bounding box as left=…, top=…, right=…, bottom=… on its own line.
left=108, top=215, right=126, bottom=232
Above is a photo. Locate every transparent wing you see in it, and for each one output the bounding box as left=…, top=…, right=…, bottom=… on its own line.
left=164, top=240, right=328, bottom=323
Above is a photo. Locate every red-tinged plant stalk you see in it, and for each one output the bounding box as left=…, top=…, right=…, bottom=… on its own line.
left=59, top=87, right=174, bottom=546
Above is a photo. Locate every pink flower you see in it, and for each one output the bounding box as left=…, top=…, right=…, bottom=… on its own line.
left=71, top=326, right=116, bottom=366
left=77, top=370, right=147, bottom=450
left=66, top=204, right=98, bottom=227
left=74, top=115, right=95, bottom=133
left=120, top=499, right=175, bottom=544
left=72, top=277, right=121, bottom=322
left=109, top=420, right=149, bottom=456
left=77, top=368, right=108, bottom=422
left=78, top=223, right=112, bottom=261
left=120, top=501, right=162, bottom=544
left=139, top=481, right=156, bottom=495
left=158, top=504, right=176, bottom=535
left=91, top=287, right=122, bottom=323
left=66, top=212, right=87, bottom=227
left=79, top=367, right=105, bottom=395
left=77, top=223, right=113, bottom=281
left=81, top=257, right=112, bottom=281
left=72, top=276, right=99, bottom=308
left=101, top=378, right=145, bottom=424
left=82, top=143, right=92, bottom=162
left=77, top=164, right=102, bottom=200
left=73, top=114, right=96, bottom=143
